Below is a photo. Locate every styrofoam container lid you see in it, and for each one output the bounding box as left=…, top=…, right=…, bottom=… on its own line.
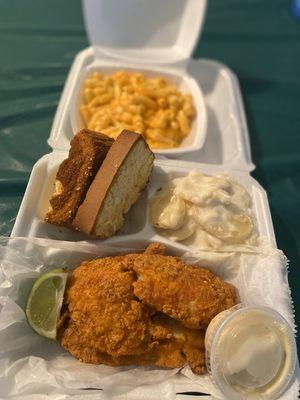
left=82, top=0, right=207, bottom=63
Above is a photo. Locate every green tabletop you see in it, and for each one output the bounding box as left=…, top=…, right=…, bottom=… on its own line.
left=0, top=0, right=299, bottom=354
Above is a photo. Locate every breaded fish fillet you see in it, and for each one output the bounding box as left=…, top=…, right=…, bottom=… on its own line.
left=132, top=243, right=237, bottom=329
left=57, top=243, right=237, bottom=374
left=58, top=258, right=171, bottom=358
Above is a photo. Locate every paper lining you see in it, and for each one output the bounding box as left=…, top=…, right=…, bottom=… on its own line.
left=0, top=236, right=298, bottom=399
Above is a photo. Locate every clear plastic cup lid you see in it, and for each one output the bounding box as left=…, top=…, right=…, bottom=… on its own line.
left=205, top=306, right=297, bottom=400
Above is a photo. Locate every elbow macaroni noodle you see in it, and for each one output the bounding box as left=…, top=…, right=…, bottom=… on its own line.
left=79, top=71, right=196, bottom=149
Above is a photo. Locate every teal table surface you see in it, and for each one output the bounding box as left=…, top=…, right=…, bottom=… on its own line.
left=0, top=0, right=299, bottom=355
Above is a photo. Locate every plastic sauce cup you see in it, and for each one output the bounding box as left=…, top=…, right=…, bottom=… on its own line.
left=205, top=305, right=297, bottom=400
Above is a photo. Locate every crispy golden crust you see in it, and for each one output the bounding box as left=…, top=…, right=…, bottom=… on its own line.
left=57, top=243, right=237, bottom=374
left=131, top=251, right=237, bottom=329
left=59, top=312, right=205, bottom=373
left=148, top=313, right=206, bottom=374
left=58, top=259, right=171, bottom=358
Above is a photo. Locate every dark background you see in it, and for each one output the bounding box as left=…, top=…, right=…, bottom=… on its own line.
left=0, top=0, right=299, bottom=351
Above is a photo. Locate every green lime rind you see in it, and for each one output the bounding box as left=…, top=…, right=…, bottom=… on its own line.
left=25, top=268, right=68, bottom=340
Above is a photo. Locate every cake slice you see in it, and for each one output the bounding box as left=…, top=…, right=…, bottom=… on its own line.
left=45, top=129, right=114, bottom=226
left=72, top=130, right=154, bottom=238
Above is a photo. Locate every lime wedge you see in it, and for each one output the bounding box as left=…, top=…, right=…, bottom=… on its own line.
left=25, top=268, right=68, bottom=340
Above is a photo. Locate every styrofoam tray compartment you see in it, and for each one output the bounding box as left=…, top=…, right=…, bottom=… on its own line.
left=69, top=62, right=207, bottom=155
left=49, top=49, right=254, bottom=170
left=11, top=155, right=276, bottom=248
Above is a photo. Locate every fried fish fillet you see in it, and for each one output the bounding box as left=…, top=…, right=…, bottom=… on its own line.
left=59, top=311, right=206, bottom=373
left=58, top=258, right=171, bottom=358
left=132, top=243, right=237, bottom=329
left=57, top=243, right=237, bottom=374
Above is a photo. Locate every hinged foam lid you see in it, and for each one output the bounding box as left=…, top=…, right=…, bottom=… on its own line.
left=82, top=0, right=207, bottom=64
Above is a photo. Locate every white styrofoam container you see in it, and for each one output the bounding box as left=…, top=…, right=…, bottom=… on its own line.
left=45, top=0, right=255, bottom=166
left=14, top=0, right=258, bottom=240
left=47, top=0, right=209, bottom=156
left=11, top=157, right=276, bottom=249
left=49, top=52, right=254, bottom=170
left=45, top=0, right=254, bottom=164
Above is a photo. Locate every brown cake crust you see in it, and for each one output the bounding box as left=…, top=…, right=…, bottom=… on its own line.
left=45, top=129, right=114, bottom=226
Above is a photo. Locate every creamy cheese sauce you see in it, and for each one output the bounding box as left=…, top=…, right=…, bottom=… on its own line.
left=150, top=171, right=257, bottom=249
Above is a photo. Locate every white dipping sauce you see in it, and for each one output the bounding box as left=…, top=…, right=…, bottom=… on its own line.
left=150, top=171, right=256, bottom=249
left=205, top=307, right=296, bottom=400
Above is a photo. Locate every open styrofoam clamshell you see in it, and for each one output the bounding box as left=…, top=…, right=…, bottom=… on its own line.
left=49, top=51, right=254, bottom=169
left=47, top=0, right=252, bottom=167
left=11, top=158, right=275, bottom=249
left=49, top=0, right=208, bottom=156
